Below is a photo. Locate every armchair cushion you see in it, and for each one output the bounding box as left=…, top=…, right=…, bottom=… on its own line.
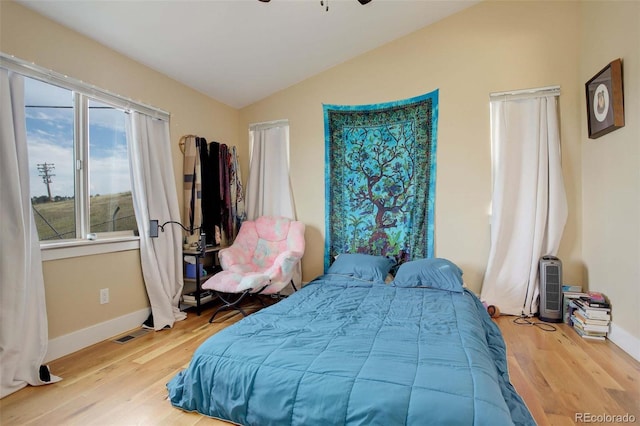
left=263, top=250, right=304, bottom=284
left=205, top=271, right=270, bottom=293
left=202, top=216, right=305, bottom=322
left=204, top=216, right=305, bottom=296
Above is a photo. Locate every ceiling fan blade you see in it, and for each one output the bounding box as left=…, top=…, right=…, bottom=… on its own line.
left=357, top=0, right=372, bottom=4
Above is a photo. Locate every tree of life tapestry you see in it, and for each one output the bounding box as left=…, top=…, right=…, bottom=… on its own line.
left=323, top=90, right=439, bottom=271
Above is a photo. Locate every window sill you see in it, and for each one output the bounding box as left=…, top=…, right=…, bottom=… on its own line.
left=40, top=236, right=140, bottom=261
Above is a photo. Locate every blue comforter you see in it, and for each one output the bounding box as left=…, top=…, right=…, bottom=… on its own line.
left=167, top=275, right=535, bottom=425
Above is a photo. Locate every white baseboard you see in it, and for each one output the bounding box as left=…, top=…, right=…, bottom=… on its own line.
left=45, top=308, right=150, bottom=363
left=44, top=306, right=638, bottom=365
left=608, top=321, right=640, bottom=362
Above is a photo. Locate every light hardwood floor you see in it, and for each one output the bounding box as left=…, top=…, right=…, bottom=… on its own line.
left=1, top=302, right=638, bottom=425
left=495, top=315, right=639, bottom=425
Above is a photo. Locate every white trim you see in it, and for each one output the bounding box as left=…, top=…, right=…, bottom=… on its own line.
left=44, top=308, right=151, bottom=363
left=41, top=237, right=140, bottom=261
left=608, top=321, right=640, bottom=362
left=0, top=52, right=169, bottom=121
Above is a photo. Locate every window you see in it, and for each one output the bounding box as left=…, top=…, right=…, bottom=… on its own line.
left=25, top=76, right=137, bottom=242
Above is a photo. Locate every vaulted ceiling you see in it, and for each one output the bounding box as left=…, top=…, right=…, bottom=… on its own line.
left=17, top=0, right=478, bottom=108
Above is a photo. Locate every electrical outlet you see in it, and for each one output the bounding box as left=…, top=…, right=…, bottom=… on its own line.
left=100, top=288, right=109, bottom=304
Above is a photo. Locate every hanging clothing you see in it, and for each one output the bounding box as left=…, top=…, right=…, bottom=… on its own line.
left=182, top=135, right=201, bottom=235
left=230, top=146, right=246, bottom=239
left=219, top=144, right=233, bottom=241
left=207, top=141, right=222, bottom=244
left=198, top=137, right=216, bottom=245
left=183, top=136, right=244, bottom=247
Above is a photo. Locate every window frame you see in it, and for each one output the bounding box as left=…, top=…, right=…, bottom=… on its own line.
left=1, top=53, right=170, bottom=260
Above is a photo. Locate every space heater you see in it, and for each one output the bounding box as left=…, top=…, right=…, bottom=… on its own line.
left=538, top=255, right=563, bottom=323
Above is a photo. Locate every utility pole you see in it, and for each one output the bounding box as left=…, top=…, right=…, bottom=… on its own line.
left=37, top=162, right=55, bottom=201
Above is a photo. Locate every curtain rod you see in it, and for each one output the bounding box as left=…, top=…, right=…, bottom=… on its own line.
left=249, top=119, right=289, bottom=131
left=0, top=52, right=170, bottom=121
left=490, top=85, right=560, bottom=99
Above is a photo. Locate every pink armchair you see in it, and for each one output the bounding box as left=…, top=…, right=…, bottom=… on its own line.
left=202, top=216, right=305, bottom=321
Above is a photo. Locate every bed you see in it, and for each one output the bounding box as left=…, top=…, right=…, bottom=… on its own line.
left=167, top=255, right=535, bottom=425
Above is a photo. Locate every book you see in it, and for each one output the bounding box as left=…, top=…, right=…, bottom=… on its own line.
left=573, top=322, right=607, bottom=334
left=573, top=305, right=611, bottom=322
left=572, top=310, right=609, bottom=326
left=563, top=292, right=588, bottom=324
left=574, top=327, right=606, bottom=341
left=578, top=299, right=610, bottom=309
left=569, top=291, right=611, bottom=342
left=183, top=290, right=212, bottom=302
left=182, top=292, right=215, bottom=307
left=578, top=291, right=611, bottom=309
left=562, top=284, right=583, bottom=292
left=574, top=297, right=611, bottom=312
left=583, top=311, right=611, bottom=321
left=587, top=290, right=606, bottom=303
left=571, top=315, right=610, bottom=333
left=568, top=300, right=595, bottom=326
left=573, top=327, right=607, bottom=338
left=573, top=299, right=611, bottom=316
left=572, top=319, right=608, bottom=336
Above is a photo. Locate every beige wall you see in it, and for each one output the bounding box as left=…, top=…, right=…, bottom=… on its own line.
left=42, top=252, right=147, bottom=337
left=580, top=2, right=640, bottom=345
left=240, top=1, right=584, bottom=294
left=1, top=1, right=240, bottom=339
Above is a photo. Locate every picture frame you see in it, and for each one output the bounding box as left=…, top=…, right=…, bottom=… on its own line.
left=585, top=58, right=625, bottom=139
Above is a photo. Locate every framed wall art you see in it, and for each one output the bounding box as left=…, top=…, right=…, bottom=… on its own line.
left=585, top=58, right=625, bottom=139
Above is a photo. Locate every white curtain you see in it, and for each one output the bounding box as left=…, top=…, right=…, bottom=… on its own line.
left=246, top=121, right=300, bottom=288
left=127, top=112, right=186, bottom=330
left=246, top=123, right=295, bottom=220
left=481, top=92, right=568, bottom=316
left=0, top=69, right=61, bottom=398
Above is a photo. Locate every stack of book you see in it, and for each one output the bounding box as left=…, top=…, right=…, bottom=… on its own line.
left=562, top=284, right=587, bottom=324
left=569, top=291, right=611, bottom=341
left=182, top=290, right=214, bottom=306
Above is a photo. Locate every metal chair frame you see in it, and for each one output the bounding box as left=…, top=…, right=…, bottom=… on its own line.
left=208, top=280, right=298, bottom=323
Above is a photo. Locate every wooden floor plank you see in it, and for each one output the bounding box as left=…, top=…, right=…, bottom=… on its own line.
left=495, top=315, right=640, bottom=425
left=505, top=354, right=550, bottom=426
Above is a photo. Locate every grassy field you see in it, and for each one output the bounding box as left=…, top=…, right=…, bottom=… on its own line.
left=32, top=192, right=137, bottom=240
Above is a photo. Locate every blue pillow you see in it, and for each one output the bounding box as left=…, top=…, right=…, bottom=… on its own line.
left=327, top=254, right=396, bottom=283
left=392, top=258, right=464, bottom=292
